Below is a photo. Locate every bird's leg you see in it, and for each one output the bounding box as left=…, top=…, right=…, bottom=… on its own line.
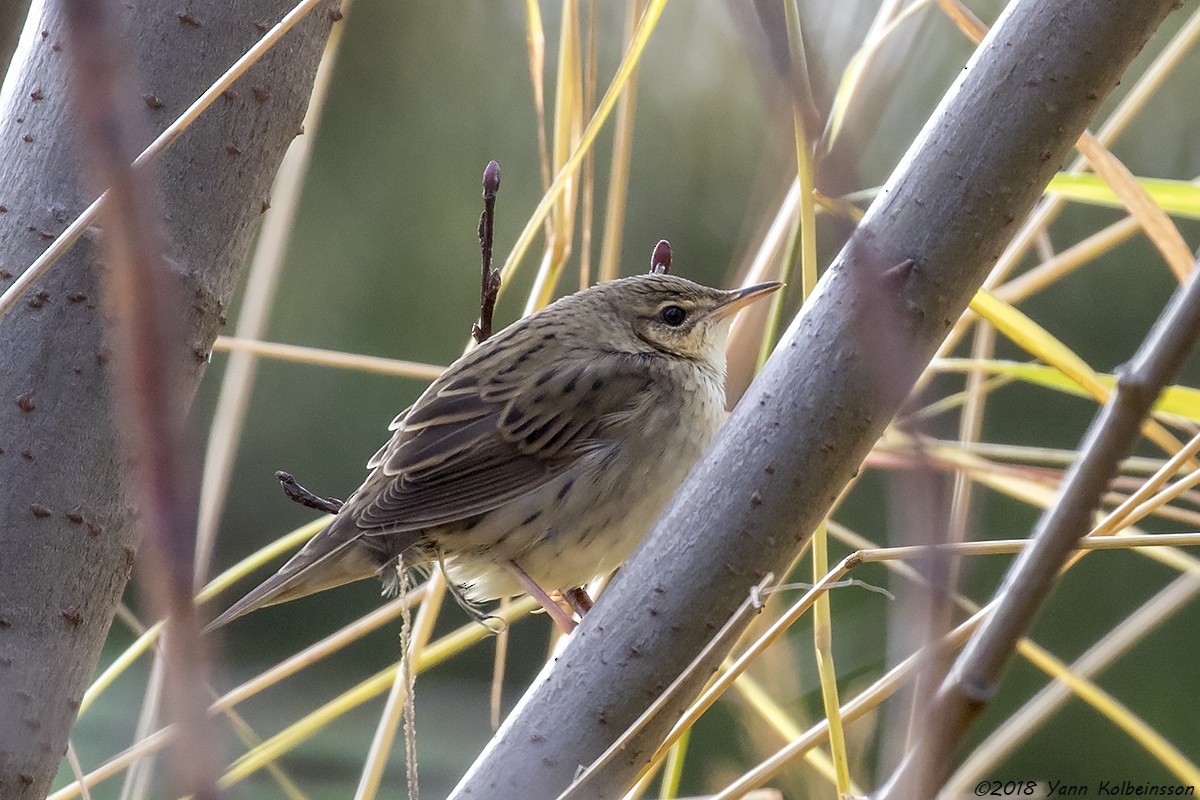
left=562, top=587, right=593, bottom=617
left=505, top=561, right=576, bottom=634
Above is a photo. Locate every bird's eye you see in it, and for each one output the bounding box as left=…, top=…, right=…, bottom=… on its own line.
left=659, top=305, right=687, bottom=327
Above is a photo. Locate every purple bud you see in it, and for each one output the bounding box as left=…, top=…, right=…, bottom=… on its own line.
left=483, top=160, right=501, bottom=197
left=650, top=239, right=671, bottom=274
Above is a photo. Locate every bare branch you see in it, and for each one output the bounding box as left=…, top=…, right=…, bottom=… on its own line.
left=879, top=254, right=1200, bottom=798
left=473, top=159, right=502, bottom=343
left=445, top=1, right=1184, bottom=797
left=276, top=471, right=343, bottom=514
left=0, top=1, right=337, bottom=794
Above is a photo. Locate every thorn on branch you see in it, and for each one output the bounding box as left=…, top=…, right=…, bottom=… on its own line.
left=882, top=257, right=916, bottom=292
left=649, top=239, right=671, bottom=275
left=275, top=471, right=343, bottom=514
left=473, top=160, right=502, bottom=344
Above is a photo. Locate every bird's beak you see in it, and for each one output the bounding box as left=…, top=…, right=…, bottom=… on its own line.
left=709, top=281, right=784, bottom=320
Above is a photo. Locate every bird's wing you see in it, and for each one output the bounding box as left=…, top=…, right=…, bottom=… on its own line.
left=354, top=352, right=654, bottom=533
left=206, top=517, right=379, bottom=629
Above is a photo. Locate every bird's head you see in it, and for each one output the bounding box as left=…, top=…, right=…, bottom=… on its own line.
left=583, top=273, right=782, bottom=365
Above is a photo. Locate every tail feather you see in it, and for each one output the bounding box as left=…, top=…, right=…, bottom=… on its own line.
left=206, top=523, right=380, bottom=630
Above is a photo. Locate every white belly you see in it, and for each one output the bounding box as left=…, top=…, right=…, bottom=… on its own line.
left=438, top=368, right=726, bottom=600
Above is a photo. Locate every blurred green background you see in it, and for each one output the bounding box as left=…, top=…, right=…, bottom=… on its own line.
left=64, top=0, right=1200, bottom=797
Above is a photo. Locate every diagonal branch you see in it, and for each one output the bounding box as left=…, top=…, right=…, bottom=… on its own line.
left=880, top=254, right=1200, bottom=798
left=446, top=1, right=1184, bottom=798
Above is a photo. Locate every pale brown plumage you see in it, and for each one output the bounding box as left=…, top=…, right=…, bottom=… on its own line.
left=208, top=274, right=780, bottom=628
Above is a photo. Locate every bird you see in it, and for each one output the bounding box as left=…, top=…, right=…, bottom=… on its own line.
left=208, top=273, right=781, bottom=630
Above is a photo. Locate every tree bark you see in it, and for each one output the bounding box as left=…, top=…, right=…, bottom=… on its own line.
left=0, top=1, right=335, bottom=796
left=447, top=1, right=1184, bottom=798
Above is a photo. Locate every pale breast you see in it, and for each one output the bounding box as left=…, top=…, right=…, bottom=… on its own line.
left=438, top=360, right=726, bottom=600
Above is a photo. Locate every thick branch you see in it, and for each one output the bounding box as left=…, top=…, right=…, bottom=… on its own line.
left=0, top=1, right=336, bottom=795
left=447, top=1, right=1182, bottom=798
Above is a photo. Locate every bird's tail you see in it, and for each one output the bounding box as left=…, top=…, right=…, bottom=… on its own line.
left=206, top=520, right=380, bottom=630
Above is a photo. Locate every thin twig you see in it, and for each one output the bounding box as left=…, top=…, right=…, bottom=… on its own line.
left=276, top=471, right=344, bottom=514
left=212, top=336, right=446, bottom=379
left=879, top=257, right=1200, bottom=797
left=946, top=573, right=1200, bottom=794
left=363, top=162, right=504, bottom=797
left=473, top=160, right=503, bottom=343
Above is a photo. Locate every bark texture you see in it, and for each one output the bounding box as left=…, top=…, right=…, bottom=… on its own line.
left=447, top=1, right=1183, bottom=798
left=0, top=1, right=335, bottom=796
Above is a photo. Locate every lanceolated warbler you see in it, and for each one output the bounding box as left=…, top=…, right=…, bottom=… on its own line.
left=210, top=273, right=780, bottom=629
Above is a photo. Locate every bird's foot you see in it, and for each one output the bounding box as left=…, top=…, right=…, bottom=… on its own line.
left=561, top=587, right=594, bottom=617
left=506, top=561, right=577, bottom=634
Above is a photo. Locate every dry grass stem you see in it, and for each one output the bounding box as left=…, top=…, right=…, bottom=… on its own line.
left=195, top=7, right=352, bottom=584
left=731, top=671, right=858, bottom=793
left=946, top=573, right=1200, bottom=795
left=215, top=588, right=428, bottom=712
left=220, top=597, right=537, bottom=789
left=64, top=743, right=92, bottom=800
left=1073, top=132, right=1194, bottom=280
left=919, top=4, right=1200, bottom=400
left=212, top=336, right=445, bottom=379
left=555, top=576, right=774, bottom=800
left=579, top=0, right=597, bottom=291
left=597, top=0, right=645, bottom=285
left=883, top=264, right=1200, bottom=795
left=354, top=567, right=421, bottom=800
left=498, top=0, right=667, bottom=289
left=490, top=597, right=512, bottom=731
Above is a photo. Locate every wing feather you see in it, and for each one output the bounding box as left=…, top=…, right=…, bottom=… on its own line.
left=353, top=353, right=652, bottom=534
